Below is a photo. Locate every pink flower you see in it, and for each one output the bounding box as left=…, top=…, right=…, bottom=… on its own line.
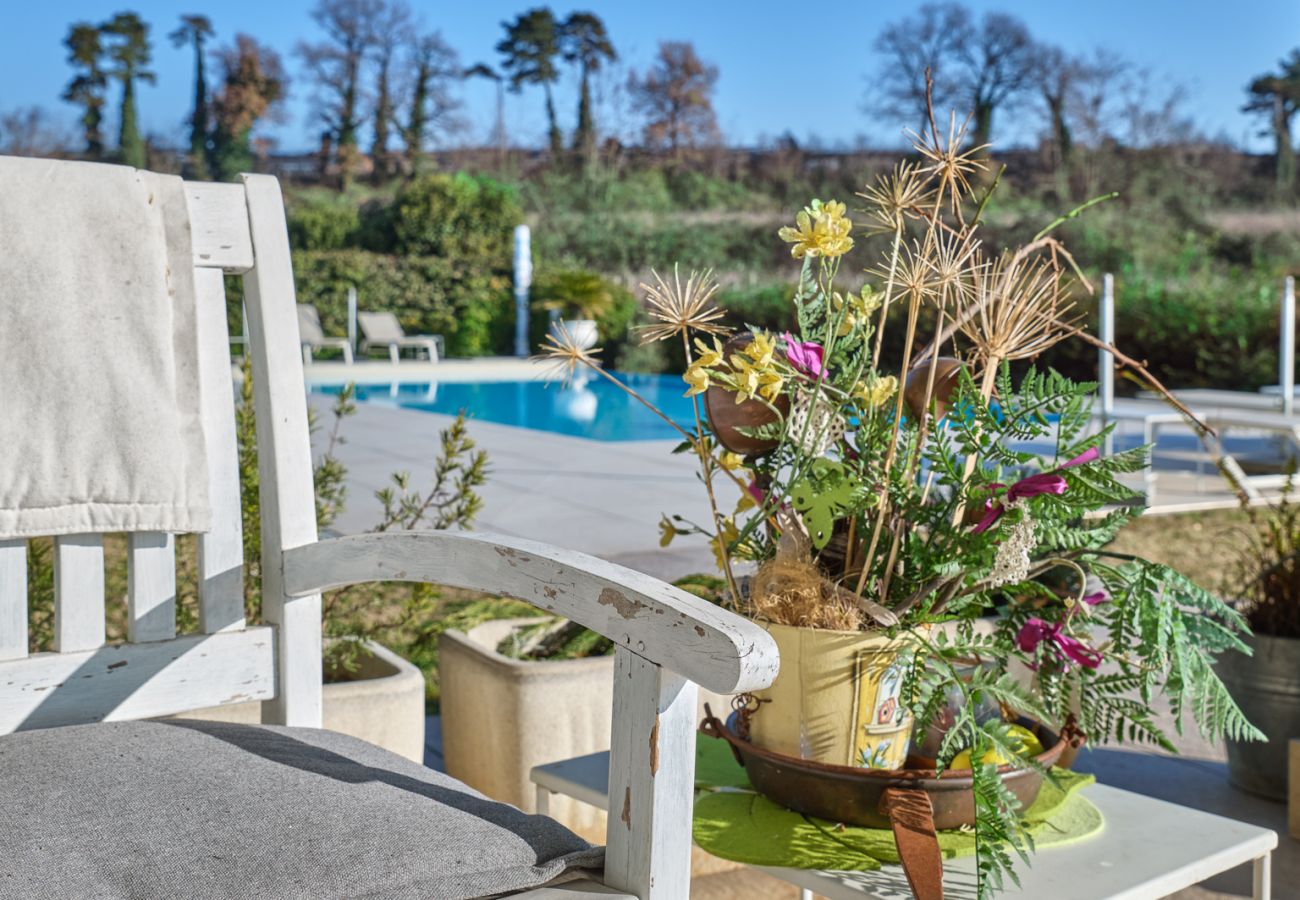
left=1016, top=617, right=1103, bottom=670
left=972, top=447, right=1101, bottom=533
left=783, top=333, right=825, bottom=379
left=1080, top=591, right=1109, bottom=606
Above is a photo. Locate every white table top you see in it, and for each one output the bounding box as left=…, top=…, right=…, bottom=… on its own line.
left=532, top=752, right=1277, bottom=900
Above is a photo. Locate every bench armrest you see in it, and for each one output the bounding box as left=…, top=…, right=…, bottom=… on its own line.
left=282, top=531, right=778, bottom=695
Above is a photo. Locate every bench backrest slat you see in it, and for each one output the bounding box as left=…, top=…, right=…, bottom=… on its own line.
left=0, top=540, right=27, bottom=660
left=53, top=534, right=106, bottom=653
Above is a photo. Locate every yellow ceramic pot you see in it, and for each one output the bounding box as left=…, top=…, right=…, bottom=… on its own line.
left=749, top=622, right=914, bottom=770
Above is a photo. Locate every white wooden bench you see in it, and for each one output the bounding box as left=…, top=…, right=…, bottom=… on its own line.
left=0, top=171, right=778, bottom=898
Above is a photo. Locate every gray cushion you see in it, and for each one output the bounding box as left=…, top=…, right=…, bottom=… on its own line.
left=0, top=720, right=603, bottom=899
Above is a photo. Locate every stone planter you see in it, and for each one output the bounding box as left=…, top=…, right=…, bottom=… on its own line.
left=439, top=618, right=732, bottom=841
left=1217, top=631, right=1300, bottom=799
left=172, top=640, right=426, bottom=763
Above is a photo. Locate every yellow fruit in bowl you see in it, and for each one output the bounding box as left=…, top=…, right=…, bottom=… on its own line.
left=947, top=725, right=1045, bottom=770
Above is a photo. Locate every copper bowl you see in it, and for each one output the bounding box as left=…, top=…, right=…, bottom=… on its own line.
left=701, top=709, right=1075, bottom=830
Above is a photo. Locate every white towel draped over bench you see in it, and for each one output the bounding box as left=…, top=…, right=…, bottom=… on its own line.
left=0, top=156, right=210, bottom=537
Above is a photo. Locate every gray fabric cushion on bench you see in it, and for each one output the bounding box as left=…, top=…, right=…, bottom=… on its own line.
left=0, top=719, right=603, bottom=899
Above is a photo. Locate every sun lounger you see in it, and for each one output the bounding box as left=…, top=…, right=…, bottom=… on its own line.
left=296, top=303, right=353, bottom=364
left=358, top=311, right=442, bottom=363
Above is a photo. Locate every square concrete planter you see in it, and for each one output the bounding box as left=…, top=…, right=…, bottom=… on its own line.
left=439, top=618, right=732, bottom=843
left=172, top=640, right=426, bottom=763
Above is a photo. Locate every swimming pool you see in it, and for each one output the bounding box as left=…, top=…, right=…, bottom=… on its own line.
left=312, top=372, right=697, bottom=442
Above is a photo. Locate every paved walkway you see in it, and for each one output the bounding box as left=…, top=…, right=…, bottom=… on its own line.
left=310, top=391, right=719, bottom=581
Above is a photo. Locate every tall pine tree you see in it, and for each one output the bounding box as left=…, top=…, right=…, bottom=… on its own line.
left=560, top=12, right=615, bottom=169
left=61, top=23, right=108, bottom=159
left=102, top=12, right=155, bottom=169
left=169, top=15, right=215, bottom=179
left=497, top=8, right=563, bottom=158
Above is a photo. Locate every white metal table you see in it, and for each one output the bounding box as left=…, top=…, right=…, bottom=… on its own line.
left=532, top=750, right=1277, bottom=900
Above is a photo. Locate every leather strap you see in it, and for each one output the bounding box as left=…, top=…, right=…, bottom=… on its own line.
left=879, top=786, right=944, bottom=900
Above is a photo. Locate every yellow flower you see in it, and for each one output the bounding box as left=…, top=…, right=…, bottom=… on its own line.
left=683, top=363, right=711, bottom=396
left=854, top=375, right=898, bottom=409
left=658, top=515, right=677, bottom=548
left=746, top=331, right=778, bottom=367
left=832, top=286, right=883, bottom=336
left=778, top=200, right=854, bottom=260
left=710, top=518, right=741, bottom=573
left=731, top=357, right=784, bottom=404
left=718, top=451, right=745, bottom=472
left=734, top=490, right=756, bottom=514
left=693, top=335, right=725, bottom=368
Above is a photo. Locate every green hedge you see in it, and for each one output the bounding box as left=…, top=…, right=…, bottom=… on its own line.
left=292, top=250, right=513, bottom=358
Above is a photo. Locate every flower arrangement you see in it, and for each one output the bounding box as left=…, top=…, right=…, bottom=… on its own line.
left=538, top=108, right=1261, bottom=896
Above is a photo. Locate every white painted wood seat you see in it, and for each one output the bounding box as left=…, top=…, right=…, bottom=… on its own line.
left=0, top=170, right=778, bottom=899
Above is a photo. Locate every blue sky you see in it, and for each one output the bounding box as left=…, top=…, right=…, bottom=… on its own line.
left=7, top=1, right=1299, bottom=153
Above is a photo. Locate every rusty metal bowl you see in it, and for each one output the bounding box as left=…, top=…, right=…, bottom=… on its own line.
left=701, top=709, right=1075, bottom=830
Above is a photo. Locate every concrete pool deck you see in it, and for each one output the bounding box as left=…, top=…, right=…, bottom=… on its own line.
left=309, top=390, right=720, bottom=580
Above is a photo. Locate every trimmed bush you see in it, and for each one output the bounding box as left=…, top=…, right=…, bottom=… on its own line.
left=383, top=172, right=522, bottom=261
left=287, top=199, right=360, bottom=251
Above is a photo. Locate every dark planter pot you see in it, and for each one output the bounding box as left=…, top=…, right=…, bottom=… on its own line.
left=703, top=334, right=790, bottom=456
left=1216, top=632, right=1300, bottom=799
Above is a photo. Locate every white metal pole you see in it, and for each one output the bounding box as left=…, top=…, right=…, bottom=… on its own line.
left=347, top=285, right=358, bottom=354
left=1281, top=276, right=1295, bottom=416
left=513, top=224, right=533, bottom=358
left=1100, top=273, right=1115, bottom=455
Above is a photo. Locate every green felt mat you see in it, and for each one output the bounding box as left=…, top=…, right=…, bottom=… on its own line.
left=692, top=737, right=1103, bottom=871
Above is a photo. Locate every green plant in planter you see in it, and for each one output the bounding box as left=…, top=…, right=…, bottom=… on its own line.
left=536, top=111, right=1263, bottom=897
left=532, top=269, right=617, bottom=322
left=1214, top=476, right=1300, bottom=797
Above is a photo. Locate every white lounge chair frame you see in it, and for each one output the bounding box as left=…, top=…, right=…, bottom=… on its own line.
left=296, top=302, right=354, bottom=364
left=359, top=310, right=442, bottom=363
left=0, top=174, right=778, bottom=899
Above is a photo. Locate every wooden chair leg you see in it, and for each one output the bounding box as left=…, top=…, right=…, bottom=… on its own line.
left=603, top=648, right=698, bottom=899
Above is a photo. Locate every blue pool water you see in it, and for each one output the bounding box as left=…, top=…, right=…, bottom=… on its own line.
left=313, top=372, right=697, bottom=442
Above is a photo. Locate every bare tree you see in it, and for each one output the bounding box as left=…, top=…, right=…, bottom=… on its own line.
left=871, top=3, right=1034, bottom=150
left=0, top=107, right=72, bottom=157
left=1066, top=48, right=1129, bottom=148
left=1115, top=68, right=1196, bottom=148
left=297, top=0, right=383, bottom=188
left=400, top=31, right=462, bottom=174
left=1034, top=44, right=1082, bottom=190
left=869, top=2, right=971, bottom=135
left=369, top=0, right=413, bottom=182
left=465, top=62, right=507, bottom=163
left=959, top=11, right=1035, bottom=150
left=628, top=41, right=720, bottom=157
